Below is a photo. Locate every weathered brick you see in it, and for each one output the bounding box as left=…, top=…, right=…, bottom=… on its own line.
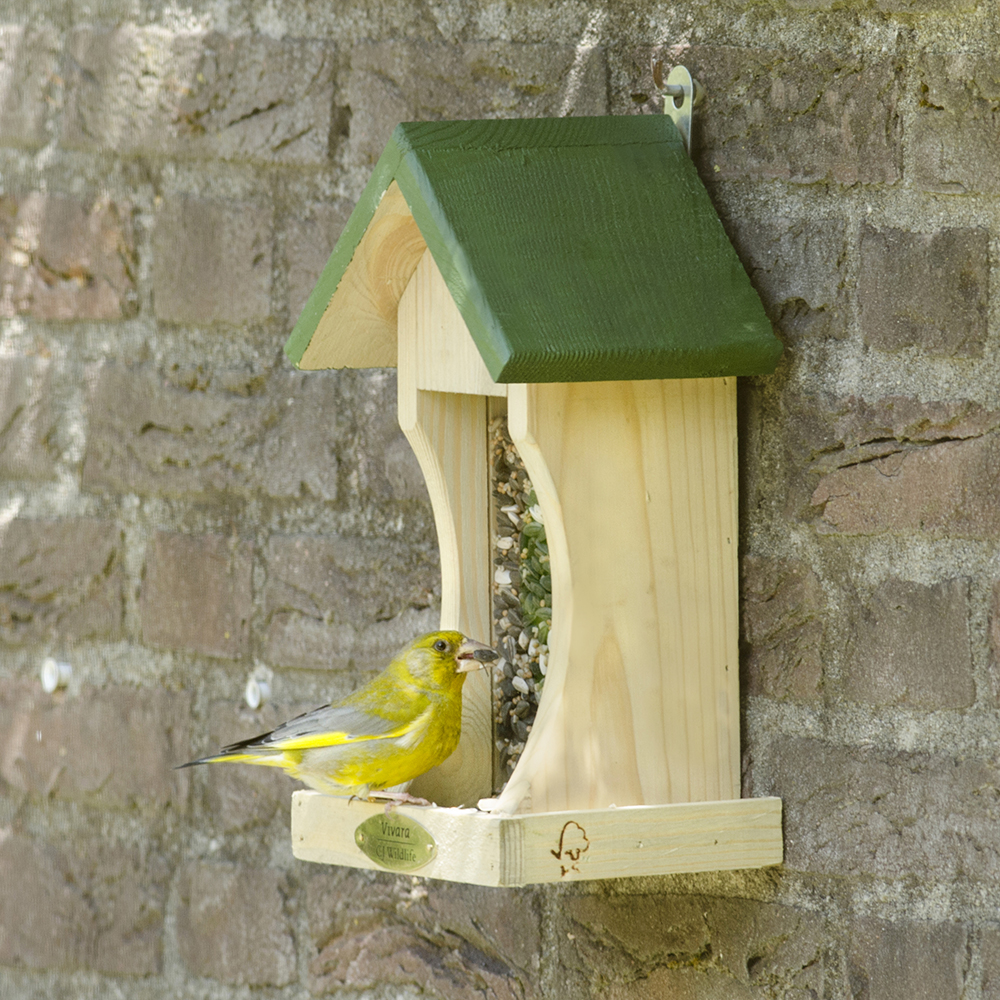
left=811, top=433, right=1000, bottom=537
left=306, top=869, right=401, bottom=947
left=199, top=699, right=298, bottom=831
left=0, top=193, right=137, bottom=320
left=815, top=397, right=1000, bottom=461
left=0, top=831, right=166, bottom=975
left=82, top=364, right=263, bottom=498
left=176, top=861, right=296, bottom=986
left=0, top=25, right=59, bottom=148
left=64, top=27, right=336, bottom=165
left=263, top=534, right=438, bottom=670
left=62, top=25, right=186, bottom=155
left=311, top=925, right=530, bottom=999
left=843, top=577, right=973, bottom=710
left=161, top=32, right=336, bottom=165
left=382, top=433, right=430, bottom=501
left=728, top=217, right=848, bottom=342
left=262, top=607, right=436, bottom=676
left=344, top=40, right=608, bottom=170
left=410, top=882, right=543, bottom=985
left=915, top=54, right=1000, bottom=194
left=981, top=927, right=1000, bottom=1000
left=259, top=370, right=342, bottom=502
left=786, top=0, right=974, bottom=8
left=0, top=357, right=58, bottom=480
left=0, top=833, right=94, bottom=971
left=761, top=737, right=1000, bottom=880
left=847, top=919, right=967, bottom=1000
left=0, top=679, right=191, bottom=811
left=859, top=226, right=989, bottom=356
left=286, top=202, right=352, bottom=322
left=83, top=365, right=350, bottom=502
left=308, top=869, right=540, bottom=998
left=561, top=894, right=710, bottom=984
left=990, top=581, right=1000, bottom=706
left=0, top=518, right=124, bottom=644
left=792, top=395, right=1000, bottom=519
left=330, top=368, right=431, bottom=504
left=742, top=556, right=824, bottom=702
left=560, top=895, right=827, bottom=997
left=707, top=899, right=827, bottom=995
left=141, top=531, right=252, bottom=659
left=770, top=392, right=846, bottom=519
left=606, top=968, right=753, bottom=1000
left=70, top=836, right=168, bottom=976
left=645, top=47, right=902, bottom=185
left=152, top=196, right=272, bottom=324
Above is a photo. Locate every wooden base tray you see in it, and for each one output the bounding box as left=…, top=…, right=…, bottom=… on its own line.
left=292, top=791, right=783, bottom=887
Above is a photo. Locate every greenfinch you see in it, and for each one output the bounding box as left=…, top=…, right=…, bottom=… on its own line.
left=180, top=631, right=496, bottom=801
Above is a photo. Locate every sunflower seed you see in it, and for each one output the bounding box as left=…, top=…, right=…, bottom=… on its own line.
left=490, top=414, right=553, bottom=796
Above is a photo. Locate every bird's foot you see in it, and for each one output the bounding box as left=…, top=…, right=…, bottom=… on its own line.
left=366, top=789, right=434, bottom=813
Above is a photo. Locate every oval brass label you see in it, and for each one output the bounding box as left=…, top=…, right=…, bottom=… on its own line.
left=355, top=814, right=437, bottom=872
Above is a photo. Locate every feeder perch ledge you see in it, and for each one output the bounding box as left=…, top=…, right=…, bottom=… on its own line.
left=284, top=113, right=785, bottom=886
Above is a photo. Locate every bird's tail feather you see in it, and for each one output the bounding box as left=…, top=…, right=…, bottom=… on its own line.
left=175, top=747, right=286, bottom=770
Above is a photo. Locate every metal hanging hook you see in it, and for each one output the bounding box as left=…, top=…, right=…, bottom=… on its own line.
left=651, top=61, right=703, bottom=154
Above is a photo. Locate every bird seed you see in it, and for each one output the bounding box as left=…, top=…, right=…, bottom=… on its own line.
left=490, top=414, right=551, bottom=794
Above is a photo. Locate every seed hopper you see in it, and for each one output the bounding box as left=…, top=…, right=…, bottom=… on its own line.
left=283, top=113, right=784, bottom=885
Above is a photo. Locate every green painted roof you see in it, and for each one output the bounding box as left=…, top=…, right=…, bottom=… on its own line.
left=286, top=116, right=782, bottom=383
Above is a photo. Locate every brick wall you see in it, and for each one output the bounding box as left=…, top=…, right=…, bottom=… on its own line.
left=0, top=2, right=997, bottom=998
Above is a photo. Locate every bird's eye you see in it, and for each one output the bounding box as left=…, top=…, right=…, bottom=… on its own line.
left=433, top=639, right=449, bottom=652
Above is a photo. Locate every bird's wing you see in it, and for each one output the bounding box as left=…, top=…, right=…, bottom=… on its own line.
left=221, top=703, right=417, bottom=755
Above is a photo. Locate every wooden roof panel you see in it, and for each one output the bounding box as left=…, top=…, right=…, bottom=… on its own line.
left=286, top=116, right=782, bottom=382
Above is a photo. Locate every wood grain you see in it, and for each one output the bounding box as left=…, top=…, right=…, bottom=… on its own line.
left=292, top=790, right=783, bottom=886
left=498, top=378, right=740, bottom=814
left=408, top=249, right=508, bottom=398
left=298, top=182, right=425, bottom=371
left=287, top=117, right=782, bottom=381
left=396, top=265, right=493, bottom=806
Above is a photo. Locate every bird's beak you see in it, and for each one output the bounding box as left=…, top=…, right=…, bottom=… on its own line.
left=455, top=638, right=498, bottom=672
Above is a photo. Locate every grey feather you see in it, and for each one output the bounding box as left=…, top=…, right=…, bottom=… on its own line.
left=222, top=703, right=402, bottom=754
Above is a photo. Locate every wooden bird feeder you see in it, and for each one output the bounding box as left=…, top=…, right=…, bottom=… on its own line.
left=284, top=112, right=784, bottom=886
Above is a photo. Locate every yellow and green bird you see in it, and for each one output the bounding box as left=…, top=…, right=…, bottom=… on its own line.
left=181, top=631, right=496, bottom=801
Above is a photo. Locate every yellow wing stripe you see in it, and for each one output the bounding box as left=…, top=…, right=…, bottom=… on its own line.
left=266, top=725, right=411, bottom=752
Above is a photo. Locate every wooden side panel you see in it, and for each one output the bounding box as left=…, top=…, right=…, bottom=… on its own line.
left=409, top=249, right=507, bottom=398
left=397, top=268, right=493, bottom=807
left=291, top=791, right=783, bottom=886
left=298, top=182, right=426, bottom=371
left=500, top=379, right=740, bottom=814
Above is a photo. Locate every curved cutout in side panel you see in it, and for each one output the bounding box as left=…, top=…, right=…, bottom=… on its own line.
left=396, top=259, right=492, bottom=808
